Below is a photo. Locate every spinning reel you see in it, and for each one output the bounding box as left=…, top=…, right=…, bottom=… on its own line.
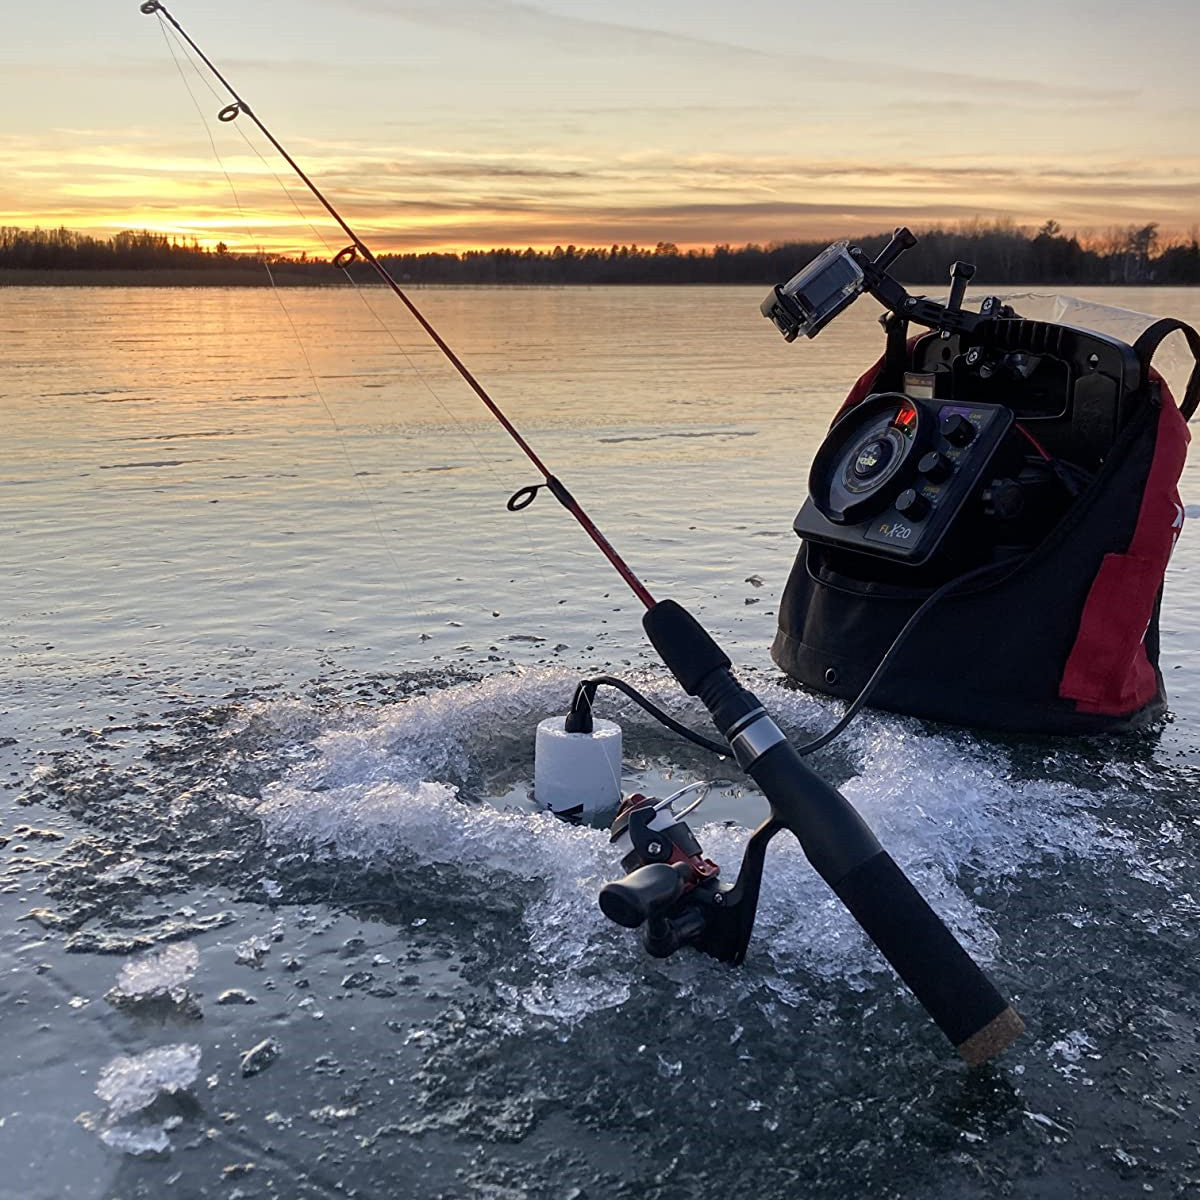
left=579, top=596, right=1024, bottom=1067
left=599, top=783, right=763, bottom=962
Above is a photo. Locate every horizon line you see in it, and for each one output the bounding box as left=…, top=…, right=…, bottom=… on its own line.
left=2, top=216, right=1194, bottom=261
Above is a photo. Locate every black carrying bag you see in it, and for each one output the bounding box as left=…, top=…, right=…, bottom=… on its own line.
left=771, top=321, right=1199, bottom=736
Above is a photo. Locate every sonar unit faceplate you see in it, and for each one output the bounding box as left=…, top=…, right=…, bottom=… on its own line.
left=796, top=393, right=1014, bottom=564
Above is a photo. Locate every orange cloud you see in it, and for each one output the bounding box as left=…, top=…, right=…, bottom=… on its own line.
left=2, top=127, right=1196, bottom=256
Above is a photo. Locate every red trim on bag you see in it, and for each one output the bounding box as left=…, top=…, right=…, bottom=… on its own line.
left=834, top=353, right=889, bottom=421
left=832, top=337, right=922, bottom=423
left=1059, top=379, right=1190, bottom=714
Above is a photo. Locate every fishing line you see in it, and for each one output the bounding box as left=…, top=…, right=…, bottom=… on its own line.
left=159, top=15, right=557, bottom=601
left=158, top=18, right=426, bottom=625
left=141, top=0, right=656, bottom=611
left=339, top=285, right=556, bottom=597
left=162, top=17, right=555, bottom=630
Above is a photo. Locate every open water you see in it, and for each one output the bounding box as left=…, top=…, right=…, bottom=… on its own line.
left=3, top=283, right=1200, bottom=1200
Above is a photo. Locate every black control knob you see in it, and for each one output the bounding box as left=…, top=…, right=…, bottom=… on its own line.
left=941, top=413, right=975, bottom=447
left=918, top=450, right=952, bottom=483
left=895, top=488, right=930, bottom=520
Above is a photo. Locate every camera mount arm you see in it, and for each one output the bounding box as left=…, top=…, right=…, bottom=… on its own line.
left=762, top=227, right=1011, bottom=343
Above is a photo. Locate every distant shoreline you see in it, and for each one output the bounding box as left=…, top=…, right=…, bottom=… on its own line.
left=5, top=223, right=1197, bottom=287
left=1, top=268, right=1194, bottom=290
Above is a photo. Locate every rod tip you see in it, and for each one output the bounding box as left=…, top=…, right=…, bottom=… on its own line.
left=956, top=1006, right=1026, bottom=1067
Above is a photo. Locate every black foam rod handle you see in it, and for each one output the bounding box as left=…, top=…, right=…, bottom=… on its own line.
left=641, top=598, right=1024, bottom=1064
left=745, top=737, right=1022, bottom=1063
left=833, top=850, right=1025, bottom=1064
left=642, top=599, right=730, bottom=696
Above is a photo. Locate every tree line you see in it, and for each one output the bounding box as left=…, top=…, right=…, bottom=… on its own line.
left=2, top=220, right=1198, bottom=285
left=0, top=227, right=316, bottom=281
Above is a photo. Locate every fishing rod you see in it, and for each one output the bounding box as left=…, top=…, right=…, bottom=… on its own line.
left=141, top=1, right=1025, bottom=1065
left=137, top=0, right=654, bottom=611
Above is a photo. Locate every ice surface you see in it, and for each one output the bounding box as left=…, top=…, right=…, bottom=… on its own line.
left=243, top=666, right=1134, bottom=1022
left=96, top=1044, right=202, bottom=1120
left=99, top=857, right=147, bottom=882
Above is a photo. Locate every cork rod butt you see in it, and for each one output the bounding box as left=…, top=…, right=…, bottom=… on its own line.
left=956, top=1006, right=1026, bottom=1067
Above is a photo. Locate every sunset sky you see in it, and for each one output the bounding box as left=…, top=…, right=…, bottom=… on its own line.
left=2, top=0, right=1198, bottom=254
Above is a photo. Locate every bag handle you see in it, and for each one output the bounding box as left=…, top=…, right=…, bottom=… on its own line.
left=1133, top=317, right=1200, bottom=420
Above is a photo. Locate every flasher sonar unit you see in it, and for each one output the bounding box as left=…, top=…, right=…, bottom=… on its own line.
left=796, top=393, right=1014, bottom=564
left=765, top=226, right=1200, bottom=737
left=762, top=227, right=1112, bottom=570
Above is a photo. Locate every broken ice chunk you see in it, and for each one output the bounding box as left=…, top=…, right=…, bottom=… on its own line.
left=106, top=943, right=201, bottom=1018
left=110, top=943, right=199, bottom=1000
left=235, top=935, right=271, bottom=967
left=99, top=858, right=147, bottom=883
left=98, top=1125, right=171, bottom=1157
left=96, top=1044, right=202, bottom=1120
left=239, top=1037, right=281, bottom=1077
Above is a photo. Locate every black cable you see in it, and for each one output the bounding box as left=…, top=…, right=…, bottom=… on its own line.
left=791, top=557, right=1007, bottom=755
left=573, top=676, right=731, bottom=757
left=570, top=558, right=1007, bottom=761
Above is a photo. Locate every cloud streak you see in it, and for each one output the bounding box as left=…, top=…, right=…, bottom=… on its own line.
left=3, top=0, right=1192, bottom=251
left=325, top=0, right=1138, bottom=104
left=4, top=125, right=1196, bottom=255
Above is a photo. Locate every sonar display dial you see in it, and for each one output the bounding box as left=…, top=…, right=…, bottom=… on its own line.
left=795, top=395, right=1015, bottom=565
left=809, top=394, right=927, bottom=524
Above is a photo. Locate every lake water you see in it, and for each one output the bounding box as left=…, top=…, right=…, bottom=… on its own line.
left=3, top=283, right=1200, bottom=1199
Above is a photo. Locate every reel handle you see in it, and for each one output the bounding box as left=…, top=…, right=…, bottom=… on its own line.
left=599, top=861, right=692, bottom=929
